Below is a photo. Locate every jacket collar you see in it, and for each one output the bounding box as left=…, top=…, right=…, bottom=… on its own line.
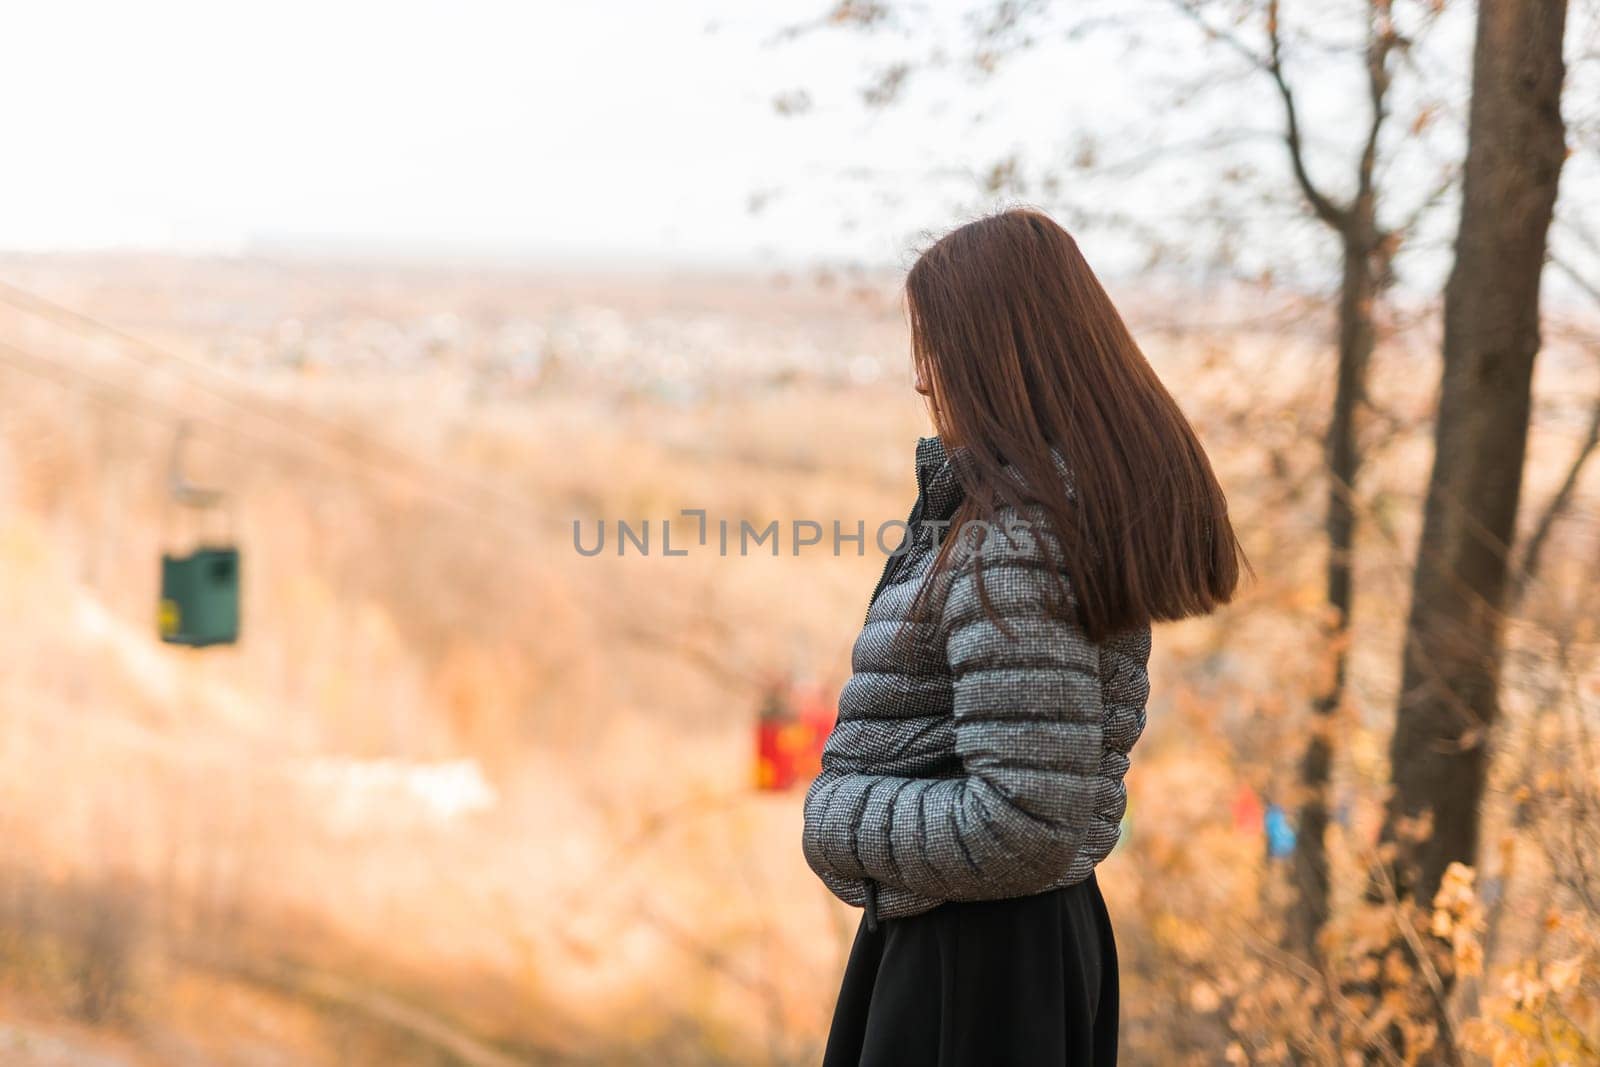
left=914, top=435, right=946, bottom=492
left=914, top=435, right=968, bottom=520
left=915, top=434, right=1079, bottom=516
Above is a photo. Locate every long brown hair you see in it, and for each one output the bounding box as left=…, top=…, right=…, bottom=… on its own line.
left=907, top=207, right=1247, bottom=641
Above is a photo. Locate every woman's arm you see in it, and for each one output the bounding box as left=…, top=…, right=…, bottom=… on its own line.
left=802, top=508, right=1106, bottom=903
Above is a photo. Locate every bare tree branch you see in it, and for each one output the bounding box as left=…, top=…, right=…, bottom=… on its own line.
left=1266, top=0, right=1351, bottom=228
left=1513, top=384, right=1600, bottom=604
left=1356, top=0, right=1398, bottom=204
left=1512, top=253, right=1600, bottom=603
left=1167, top=0, right=1274, bottom=69
left=1163, top=0, right=1352, bottom=227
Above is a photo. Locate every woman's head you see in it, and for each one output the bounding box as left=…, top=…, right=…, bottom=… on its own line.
left=905, top=208, right=1246, bottom=639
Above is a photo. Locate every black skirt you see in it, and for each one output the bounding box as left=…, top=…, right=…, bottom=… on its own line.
left=821, top=873, right=1118, bottom=1067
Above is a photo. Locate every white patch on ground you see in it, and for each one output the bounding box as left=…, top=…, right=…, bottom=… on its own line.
left=0, top=1022, right=135, bottom=1067
left=294, top=757, right=498, bottom=831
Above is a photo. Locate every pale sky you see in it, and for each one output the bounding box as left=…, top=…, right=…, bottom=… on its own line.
left=0, top=0, right=1199, bottom=269
left=4, top=0, right=1591, bottom=292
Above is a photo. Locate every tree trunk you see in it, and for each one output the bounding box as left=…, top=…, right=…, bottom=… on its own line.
left=1382, top=0, right=1567, bottom=910
left=1376, top=0, right=1567, bottom=1056
left=1290, top=211, right=1381, bottom=960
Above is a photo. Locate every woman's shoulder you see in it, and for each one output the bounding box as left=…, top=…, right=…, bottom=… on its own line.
left=945, top=498, right=1063, bottom=572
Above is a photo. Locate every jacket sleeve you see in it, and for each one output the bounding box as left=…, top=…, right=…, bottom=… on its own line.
left=801, top=509, right=1105, bottom=903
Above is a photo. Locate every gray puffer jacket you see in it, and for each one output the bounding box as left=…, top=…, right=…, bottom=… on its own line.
left=801, top=435, right=1152, bottom=928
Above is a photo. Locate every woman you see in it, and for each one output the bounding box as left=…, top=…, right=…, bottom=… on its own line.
left=801, top=208, right=1247, bottom=1065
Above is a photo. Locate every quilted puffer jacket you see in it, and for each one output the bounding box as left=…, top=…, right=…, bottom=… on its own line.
left=801, top=435, right=1153, bottom=929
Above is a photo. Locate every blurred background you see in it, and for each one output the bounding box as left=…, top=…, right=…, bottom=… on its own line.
left=1, top=1, right=1597, bottom=1063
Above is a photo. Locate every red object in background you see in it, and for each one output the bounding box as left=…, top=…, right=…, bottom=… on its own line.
left=755, top=678, right=837, bottom=792
left=1231, top=781, right=1264, bottom=833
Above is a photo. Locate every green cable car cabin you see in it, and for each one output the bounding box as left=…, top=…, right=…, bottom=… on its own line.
left=159, top=545, right=240, bottom=647
left=159, top=425, right=241, bottom=648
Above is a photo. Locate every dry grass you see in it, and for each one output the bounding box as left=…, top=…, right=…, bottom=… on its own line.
left=0, top=253, right=1595, bottom=1064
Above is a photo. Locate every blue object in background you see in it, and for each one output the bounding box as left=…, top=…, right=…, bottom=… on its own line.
left=1264, top=803, right=1297, bottom=859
